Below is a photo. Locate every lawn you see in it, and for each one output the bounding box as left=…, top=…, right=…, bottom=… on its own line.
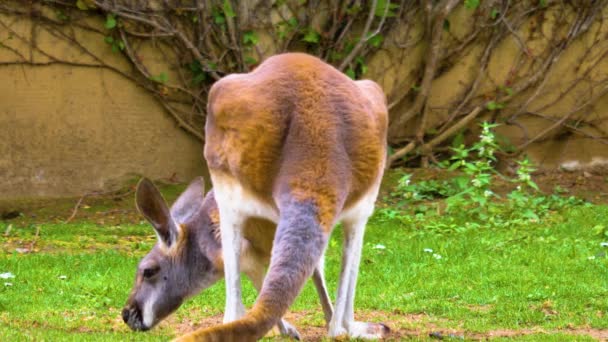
left=1, top=175, right=608, bottom=341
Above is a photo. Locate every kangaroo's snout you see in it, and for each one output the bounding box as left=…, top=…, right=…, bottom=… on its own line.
left=122, top=305, right=149, bottom=331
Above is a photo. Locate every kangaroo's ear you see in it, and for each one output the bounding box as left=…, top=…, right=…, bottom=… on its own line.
left=135, top=178, right=180, bottom=246
left=170, top=177, right=206, bottom=222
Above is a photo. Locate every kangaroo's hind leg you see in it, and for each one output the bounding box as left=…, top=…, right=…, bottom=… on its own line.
left=328, top=190, right=389, bottom=339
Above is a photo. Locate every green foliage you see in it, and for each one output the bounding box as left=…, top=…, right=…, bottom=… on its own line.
left=188, top=60, right=207, bottom=85
left=367, top=33, right=384, bottom=48
left=382, top=122, right=589, bottom=230
left=54, top=9, right=69, bottom=21
left=374, top=0, right=399, bottom=17
left=242, top=31, right=259, bottom=45
left=222, top=0, right=236, bottom=18
left=103, top=36, right=124, bottom=53
left=151, top=72, right=169, bottom=84
left=486, top=100, right=505, bottom=111
left=76, top=0, right=92, bottom=11
left=277, top=17, right=298, bottom=39
left=244, top=56, right=258, bottom=66
left=104, top=14, right=117, bottom=29
left=464, top=0, right=481, bottom=10
left=345, top=56, right=368, bottom=80
left=302, top=28, right=321, bottom=44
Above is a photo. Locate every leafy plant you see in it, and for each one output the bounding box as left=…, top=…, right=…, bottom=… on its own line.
left=104, top=14, right=117, bottom=29
left=375, top=0, right=399, bottom=17
left=103, top=36, right=124, bottom=53
left=302, top=28, right=321, bottom=44
left=385, top=122, right=588, bottom=231
left=151, top=72, right=169, bottom=84
left=243, top=31, right=259, bottom=45
left=464, top=0, right=481, bottom=10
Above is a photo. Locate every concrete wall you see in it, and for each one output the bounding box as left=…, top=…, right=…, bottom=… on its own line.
left=0, top=9, right=208, bottom=200
left=0, top=64, right=206, bottom=199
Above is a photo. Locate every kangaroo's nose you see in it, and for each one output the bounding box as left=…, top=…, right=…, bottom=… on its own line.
left=122, top=308, right=130, bottom=324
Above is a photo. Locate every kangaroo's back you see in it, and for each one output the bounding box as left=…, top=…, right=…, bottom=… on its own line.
left=205, top=53, right=387, bottom=226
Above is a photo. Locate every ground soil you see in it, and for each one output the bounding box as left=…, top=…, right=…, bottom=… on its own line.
left=165, top=310, right=608, bottom=341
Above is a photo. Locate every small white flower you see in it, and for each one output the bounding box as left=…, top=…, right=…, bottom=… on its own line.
left=59, top=275, right=67, bottom=280
left=4, top=282, right=12, bottom=287
left=423, top=248, right=433, bottom=253
left=0, top=272, right=15, bottom=279
left=484, top=190, right=493, bottom=197
left=433, top=253, right=442, bottom=260
left=372, top=244, right=386, bottom=250
left=588, top=256, right=596, bottom=260
left=601, top=242, right=608, bottom=247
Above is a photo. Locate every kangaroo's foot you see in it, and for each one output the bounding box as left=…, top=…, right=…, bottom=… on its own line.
left=329, top=321, right=390, bottom=339
left=278, top=319, right=301, bottom=340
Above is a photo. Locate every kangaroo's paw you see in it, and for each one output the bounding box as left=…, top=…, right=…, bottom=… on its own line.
left=278, top=319, right=301, bottom=340
left=329, top=321, right=390, bottom=340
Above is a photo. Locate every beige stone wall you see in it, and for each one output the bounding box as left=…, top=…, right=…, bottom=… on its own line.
left=0, top=12, right=206, bottom=199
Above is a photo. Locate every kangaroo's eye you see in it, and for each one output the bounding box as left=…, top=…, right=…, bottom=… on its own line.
left=143, top=266, right=159, bottom=279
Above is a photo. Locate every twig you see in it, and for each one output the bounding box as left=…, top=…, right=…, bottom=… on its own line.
left=65, top=194, right=88, bottom=223
left=28, top=225, right=41, bottom=251
left=338, top=0, right=379, bottom=71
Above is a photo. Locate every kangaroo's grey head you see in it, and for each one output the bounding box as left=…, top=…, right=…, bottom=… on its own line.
left=122, top=177, right=223, bottom=331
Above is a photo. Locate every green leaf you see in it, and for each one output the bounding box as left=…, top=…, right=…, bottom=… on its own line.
left=464, top=0, right=480, bottom=10
left=214, top=14, right=226, bottom=25
left=152, top=72, right=169, bottom=84
left=243, top=31, right=259, bottom=45
left=223, top=0, right=236, bottom=18
left=486, top=101, right=505, bottom=111
left=375, top=0, right=399, bottom=17
left=105, top=14, right=117, bottom=29
left=539, top=0, right=547, bottom=7
left=443, top=19, right=450, bottom=31
left=452, top=131, right=465, bottom=148
left=367, top=33, right=384, bottom=48
left=244, top=56, right=258, bottom=65
left=346, top=68, right=356, bottom=80
left=76, top=0, right=90, bottom=10
left=490, top=9, right=499, bottom=19
left=104, top=36, right=114, bottom=44
left=302, top=29, right=320, bottom=44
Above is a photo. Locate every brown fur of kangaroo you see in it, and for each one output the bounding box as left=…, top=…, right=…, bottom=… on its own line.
left=175, top=53, right=388, bottom=341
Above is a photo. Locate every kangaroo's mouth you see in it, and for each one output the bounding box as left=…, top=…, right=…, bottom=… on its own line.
left=122, top=305, right=150, bottom=331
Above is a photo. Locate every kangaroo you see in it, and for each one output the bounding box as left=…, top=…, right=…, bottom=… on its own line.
left=122, top=177, right=334, bottom=339
left=174, top=53, right=389, bottom=341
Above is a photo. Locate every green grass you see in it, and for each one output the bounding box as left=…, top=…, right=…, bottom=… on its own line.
left=1, top=200, right=608, bottom=340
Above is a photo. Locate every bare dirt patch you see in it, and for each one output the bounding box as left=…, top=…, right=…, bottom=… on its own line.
left=163, top=309, right=608, bottom=341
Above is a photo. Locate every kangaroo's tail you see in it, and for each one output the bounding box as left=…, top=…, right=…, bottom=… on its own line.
left=176, top=200, right=328, bottom=342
